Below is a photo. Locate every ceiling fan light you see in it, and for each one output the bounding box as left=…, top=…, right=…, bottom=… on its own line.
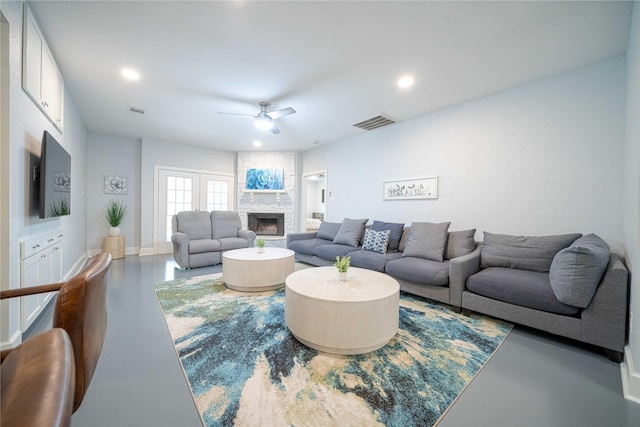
left=255, top=116, right=273, bottom=130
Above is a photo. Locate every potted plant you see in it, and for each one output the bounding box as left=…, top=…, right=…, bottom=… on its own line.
left=105, top=199, right=128, bottom=236
left=334, top=255, right=351, bottom=281
left=256, top=237, right=266, bottom=253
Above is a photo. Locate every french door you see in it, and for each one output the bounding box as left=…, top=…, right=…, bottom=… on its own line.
left=156, top=168, right=234, bottom=253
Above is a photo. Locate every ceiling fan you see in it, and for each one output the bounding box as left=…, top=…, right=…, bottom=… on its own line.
left=218, top=101, right=296, bottom=134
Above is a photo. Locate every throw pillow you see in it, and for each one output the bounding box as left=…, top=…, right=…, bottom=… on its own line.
left=445, top=229, right=477, bottom=260
left=402, top=222, right=451, bottom=262
left=333, top=218, right=369, bottom=247
left=549, top=233, right=610, bottom=308
left=371, top=220, right=404, bottom=252
left=361, top=229, right=391, bottom=254
left=316, top=221, right=342, bottom=241
left=480, top=232, right=582, bottom=273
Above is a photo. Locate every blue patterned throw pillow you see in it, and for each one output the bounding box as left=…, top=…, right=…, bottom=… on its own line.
left=361, top=229, right=391, bottom=254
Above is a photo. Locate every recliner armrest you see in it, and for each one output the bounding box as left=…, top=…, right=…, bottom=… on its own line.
left=238, top=229, right=256, bottom=247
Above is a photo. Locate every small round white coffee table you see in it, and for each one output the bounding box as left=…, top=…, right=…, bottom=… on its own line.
left=222, top=247, right=295, bottom=292
left=285, top=266, right=399, bottom=355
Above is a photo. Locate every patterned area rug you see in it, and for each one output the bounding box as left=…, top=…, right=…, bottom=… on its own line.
left=154, top=273, right=512, bottom=427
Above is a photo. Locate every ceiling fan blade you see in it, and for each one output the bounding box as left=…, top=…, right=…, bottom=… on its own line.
left=271, top=125, right=281, bottom=135
left=267, top=107, right=296, bottom=120
left=217, top=112, right=256, bottom=118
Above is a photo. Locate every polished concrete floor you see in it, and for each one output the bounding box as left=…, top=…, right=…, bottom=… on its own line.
left=27, top=254, right=640, bottom=426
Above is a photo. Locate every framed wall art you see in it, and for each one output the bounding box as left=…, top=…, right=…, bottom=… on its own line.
left=104, top=175, right=128, bottom=194
left=383, top=176, right=438, bottom=200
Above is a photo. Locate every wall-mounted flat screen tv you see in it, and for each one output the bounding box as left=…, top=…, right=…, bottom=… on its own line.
left=245, top=168, right=284, bottom=191
left=39, top=130, right=71, bottom=218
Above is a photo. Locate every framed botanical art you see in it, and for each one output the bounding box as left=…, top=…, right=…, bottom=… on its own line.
left=383, top=176, right=438, bottom=200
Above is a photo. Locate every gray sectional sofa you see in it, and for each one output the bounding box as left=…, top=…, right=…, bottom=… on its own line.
left=462, top=232, right=629, bottom=362
left=287, top=220, right=630, bottom=361
left=287, top=219, right=480, bottom=308
left=171, top=211, right=256, bottom=268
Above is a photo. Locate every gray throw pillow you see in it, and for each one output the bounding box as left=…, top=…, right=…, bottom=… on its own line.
left=480, top=231, right=582, bottom=272
left=402, top=222, right=451, bottom=262
left=549, top=234, right=610, bottom=308
left=445, top=229, right=476, bottom=260
left=333, top=218, right=368, bottom=247
left=316, top=221, right=342, bottom=241
left=371, top=220, right=405, bottom=252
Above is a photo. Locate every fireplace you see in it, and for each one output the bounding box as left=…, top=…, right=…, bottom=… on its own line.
left=248, top=213, right=285, bottom=236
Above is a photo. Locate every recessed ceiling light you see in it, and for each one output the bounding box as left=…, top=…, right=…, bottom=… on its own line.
left=121, top=68, right=140, bottom=81
left=253, top=140, right=262, bottom=147
left=397, top=75, right=414, bottom=89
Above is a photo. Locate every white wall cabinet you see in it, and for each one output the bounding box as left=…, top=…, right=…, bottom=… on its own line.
left=22, top=4, right=64, bottom=131
left=19, top=231, right=63, bottom=331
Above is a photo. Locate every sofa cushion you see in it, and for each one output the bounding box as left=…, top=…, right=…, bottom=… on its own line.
left=445, top=229, right=476, bottom=260
left=466, top=267, right=579, bottom=315
left=348, top=250, right=403, bottom=273
left=402, top=222, right=451, bottom=262
left=316, top=221, right=342, bottom=241
left=371, top=221, right=405, bottom=252
left=218, top=237, right=249, bottom=251
left=175, top=211, right=212, bottom=240
left=480, top=232, right=582, bottom=273
left=314, top=243, right=360, bottom=261
left=333, top=218, right=368, bottom=247
left=211, top=211, right=242, bottom=239
left=288, top=238, right=333, bottom=256
left=385, top=256, right=450, bottom=286
left=189, top=239, right=221, bottom=254
left=361, top=229, right=390, bottom=254
left=549, top=234, right=610, bottom=308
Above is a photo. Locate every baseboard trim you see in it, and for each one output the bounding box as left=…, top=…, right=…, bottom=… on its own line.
left=621, top=346, right=640, bottom=403
left=139, top=247, right=155, bottom=256
left=0, top=329, right=22, bottom=351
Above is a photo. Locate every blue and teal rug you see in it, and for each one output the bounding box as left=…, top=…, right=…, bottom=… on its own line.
left=154, top=273, right=512, bottom=427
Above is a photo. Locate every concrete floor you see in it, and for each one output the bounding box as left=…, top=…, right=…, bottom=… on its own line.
left=26, top=254, right=640, bottom=426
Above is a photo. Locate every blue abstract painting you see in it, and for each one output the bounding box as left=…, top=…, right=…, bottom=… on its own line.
left=245, top=168, right=284, bottom=191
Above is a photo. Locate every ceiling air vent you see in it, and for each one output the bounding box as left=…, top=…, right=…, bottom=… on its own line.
left=352, top=115, right=395, bottom=131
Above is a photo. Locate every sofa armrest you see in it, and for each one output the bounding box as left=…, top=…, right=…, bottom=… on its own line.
left=448, top=245, right=481, bottom=307
left=238, top=229, right=256, bottom=247
left=286, top=232, right=318, bottom=248
left=581, top=253, right=629, bottom=352
left=171, top=232, right=190, bottom=268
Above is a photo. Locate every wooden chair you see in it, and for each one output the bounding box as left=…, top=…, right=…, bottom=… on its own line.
left=0, top=252, right=112, bottom=412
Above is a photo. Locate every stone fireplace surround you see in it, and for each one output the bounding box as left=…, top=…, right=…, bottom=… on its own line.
left=237, top=151, right=296, bottom=248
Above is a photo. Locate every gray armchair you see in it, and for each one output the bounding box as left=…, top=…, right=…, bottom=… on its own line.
left=171, top=211, right=256, bottom=269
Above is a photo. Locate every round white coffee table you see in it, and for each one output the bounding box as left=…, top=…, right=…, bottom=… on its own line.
left=222, top=247, right=295, bottom=292
left=285, top=266, right=399, bottom=355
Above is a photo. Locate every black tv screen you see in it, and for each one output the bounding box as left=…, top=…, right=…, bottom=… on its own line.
left=39, top=131, right=71, bottom=218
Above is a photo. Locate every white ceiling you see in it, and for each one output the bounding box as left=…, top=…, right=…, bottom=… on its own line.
left=28, top=1, right=633, bottom=152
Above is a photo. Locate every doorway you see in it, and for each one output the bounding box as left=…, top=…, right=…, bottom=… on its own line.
left=300, top=170, right=327, bottom=232
left=155, top=167, right=234, bottom=253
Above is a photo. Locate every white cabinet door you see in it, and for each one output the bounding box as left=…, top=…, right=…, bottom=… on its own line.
left=40, top=46, right=56, bottom=116
left=21, top=4, right=64, bottom=131
left=23, top=7, right=42, bottom=102
left=20, top=254, right=42, bottom=331
left=54, top=70, right=64, bottom=128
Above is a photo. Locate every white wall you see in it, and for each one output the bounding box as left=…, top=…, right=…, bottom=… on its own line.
left=303, top=56, right=626, bottom=252
left=139, top=138, right=236, bottom=252
left=623, top=0, right=640, bottom=402
left=86, top=133, right=140, bottom=252
left=1, top=1, right=88, bottom=346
